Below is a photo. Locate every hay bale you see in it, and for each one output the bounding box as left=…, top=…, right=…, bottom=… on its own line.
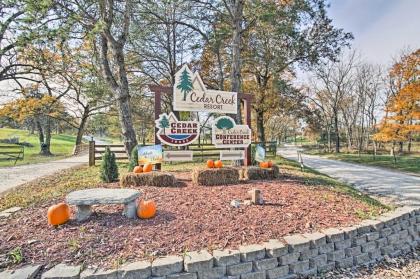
left=241, top=165, right=280, bottom=180
left=192, top=167, right=240, bottom=186
left=120, top=172, right=177, bottom=187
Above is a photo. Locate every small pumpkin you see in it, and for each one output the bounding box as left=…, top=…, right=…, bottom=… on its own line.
left=143, top=163, right=153, bottom=173
left=267, top=161, right=273, bottom=168
left=214, top=160, right=223, bottom=168
left=133, top=166, right=143, bottom=173
left=260, top=161, right=269, bottom=168
left=47, top=203, right=71, bottom=226
left=206, top=160, right=215, bottom=168
left=137, top=200, right=157, bottom=219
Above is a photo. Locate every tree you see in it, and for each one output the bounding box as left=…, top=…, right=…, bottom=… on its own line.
left=176, top=69, right=193, bottom=101
left=226, top=0, right=245, bottom=123
left=0, top=1, right=42, bottom=83
left=49, top=0, right=138, bottom=157
left=310, top=51, right=358, bottom=153
left=56, top=41, right=113, bottom=146
left=0, top=89, right=68, bottom=155
left=375, top=49, right=420, bottom=157
left=242, top=0, right=352, bottom=143
left=100, top=147, right=119, bottom=182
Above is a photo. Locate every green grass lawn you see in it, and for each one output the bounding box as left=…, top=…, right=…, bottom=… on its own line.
left=305, top=149, right=420, bottom=174
left=0, top=128, right=77, bottom=167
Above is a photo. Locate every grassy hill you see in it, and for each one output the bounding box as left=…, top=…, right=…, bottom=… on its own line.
left=0, top=128, right=77, bottom=167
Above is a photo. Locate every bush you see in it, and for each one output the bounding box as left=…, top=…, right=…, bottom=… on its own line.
left=192, top=167, right=240, bottom=186
left=128, top=146, right=139, bottom=172
left=100, top=146, right=119, bottom=182
left=120, top=172, right=177, bottom=187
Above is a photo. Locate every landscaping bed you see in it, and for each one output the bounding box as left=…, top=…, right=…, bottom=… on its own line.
left=0, top=169, right=386, bottom=269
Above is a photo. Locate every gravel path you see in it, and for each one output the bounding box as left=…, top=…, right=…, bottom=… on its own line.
left=0, top=155, right=87, bottom=194
left=278, top=146, right=420, bottom=206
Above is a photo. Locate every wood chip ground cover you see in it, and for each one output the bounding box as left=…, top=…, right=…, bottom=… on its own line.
left=0, top=172, right=385, bottom=269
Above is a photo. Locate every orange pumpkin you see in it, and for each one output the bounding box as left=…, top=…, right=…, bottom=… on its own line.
left=47, top=203, right=71, bottom=226
left=214, top=160, right=223, bottom=168
left=143, top=163, right=153, bottom=173
left=207, top=160, right=215, bottom=168
left=133, top=166, right=143, bottom=173
left=137, top=200, right=157, bottom=219
left=267, top=161, right=273, bottom=168
left=260, top=161, right=269, bottom=168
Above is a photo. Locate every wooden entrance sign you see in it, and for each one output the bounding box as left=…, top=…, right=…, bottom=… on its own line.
left=148, top=84, right=253, bottom=169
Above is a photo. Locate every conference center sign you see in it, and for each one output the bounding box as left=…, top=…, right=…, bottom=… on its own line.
left=212, top=116, right=251, bottom=148
left=173, top=65, right=237, bottom=114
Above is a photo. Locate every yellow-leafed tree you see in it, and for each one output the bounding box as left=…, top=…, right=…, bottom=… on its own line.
left=374, top=49, right=420, bottom=159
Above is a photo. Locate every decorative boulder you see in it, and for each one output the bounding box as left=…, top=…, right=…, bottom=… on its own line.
left=120, top=172, right=177, bottom=187
left=240, top=165, right=280, bottom=180
left=192, top=167, right=240, bottom=186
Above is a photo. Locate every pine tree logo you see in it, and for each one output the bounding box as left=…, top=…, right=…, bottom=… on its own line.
left=159, top=115, right=170, bottom=135
left=176, top=69, right=193, bottom=101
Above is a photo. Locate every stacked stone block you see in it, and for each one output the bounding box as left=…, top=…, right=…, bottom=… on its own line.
left=2, top=207, right=419, bottom=279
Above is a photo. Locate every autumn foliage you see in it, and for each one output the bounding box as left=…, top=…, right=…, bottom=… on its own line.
left=374, top=49, right=420, bottom=146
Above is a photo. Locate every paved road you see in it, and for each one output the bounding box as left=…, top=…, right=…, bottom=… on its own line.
left=278, top=146, right=420, bottom=206
left=0, top=155, right=88, bottom=194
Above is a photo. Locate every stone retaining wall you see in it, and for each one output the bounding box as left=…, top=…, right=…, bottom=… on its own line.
left=2, top=206, right=419, bottom=279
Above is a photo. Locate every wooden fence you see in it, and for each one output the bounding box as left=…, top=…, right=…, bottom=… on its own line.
left=0, top=144, right=24, bottom=165
left=89, top=141, right=277, bottom=166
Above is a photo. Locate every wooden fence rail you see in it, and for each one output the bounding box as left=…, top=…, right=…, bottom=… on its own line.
left=89, top=141, right=277, bottom=166
left=0, top=144, right=24, bottom=165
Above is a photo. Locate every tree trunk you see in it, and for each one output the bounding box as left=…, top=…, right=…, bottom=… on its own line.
left=408, top=135, right=412, bottom=153
left=334, top=113, right=340, bottom=153
left=216, top=46, right=225, bottom=90
left=75, top=106, right=90, bottom=146
left=113, top=43, right=138, bottom=155
left=256, top=110, right=265, bottom=143
left=40, top=117, right=52, bottom=156
left=30, top=121, right=35, bottom=134
left=100, top=35, right=138, bottom=157
left=36, top=119, right=44, bottom=148
left=373, top=140, right=377, bottom=160
left=327, top=126, right=331, bottom=153
left=228, top=0, right=244, bottom=166
left=391, top=142, right=397, bottom=163
left=230, top=0, right=243, bottom=124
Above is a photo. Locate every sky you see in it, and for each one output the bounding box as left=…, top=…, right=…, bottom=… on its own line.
left=327, top=0, right=420, bottom=66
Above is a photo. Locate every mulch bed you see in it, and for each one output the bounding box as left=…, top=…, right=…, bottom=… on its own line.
left=0, top=172, right=382, bottom=269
